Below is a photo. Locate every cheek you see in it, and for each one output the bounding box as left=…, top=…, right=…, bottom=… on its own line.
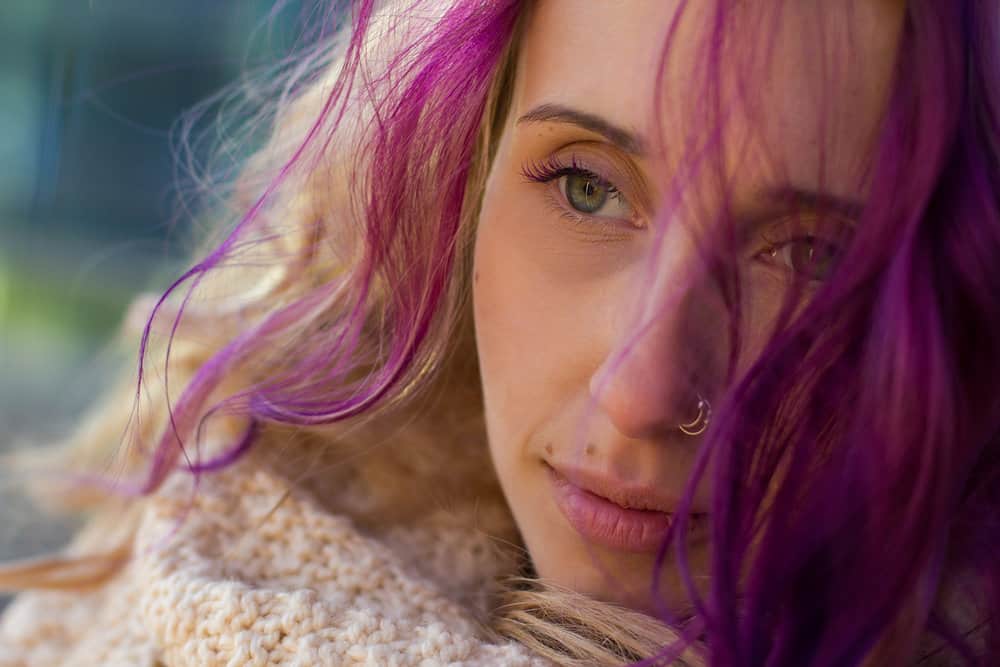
left=471, top=181, right=612, bottom=462
left=737, top=267, right=819, bottom=373
left=472, top=197, right=562, bottom=451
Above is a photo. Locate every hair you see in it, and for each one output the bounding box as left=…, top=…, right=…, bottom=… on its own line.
left=1, top=0, right=998, bottom=665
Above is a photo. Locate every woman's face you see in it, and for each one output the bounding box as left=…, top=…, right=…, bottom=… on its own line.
left=474, top=0, right=903, bottom=613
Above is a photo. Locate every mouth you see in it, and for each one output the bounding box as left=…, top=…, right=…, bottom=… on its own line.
left=546, top=463, right=709, bottom=553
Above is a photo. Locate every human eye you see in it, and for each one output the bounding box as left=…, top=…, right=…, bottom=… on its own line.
left=520, top=154, right=638, bottom=226
left=755, top=217, right=852, bottom=283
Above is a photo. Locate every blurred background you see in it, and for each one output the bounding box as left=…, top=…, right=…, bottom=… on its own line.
left=0, top=0, right=318, bottom=604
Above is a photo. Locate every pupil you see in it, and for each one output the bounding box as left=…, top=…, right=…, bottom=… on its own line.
left=793, top=239, right=836, bottom=280
left=567, top=174, right=607, bottom=214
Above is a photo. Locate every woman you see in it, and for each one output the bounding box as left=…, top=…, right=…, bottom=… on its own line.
left=0, top=0, right=996, bottom=664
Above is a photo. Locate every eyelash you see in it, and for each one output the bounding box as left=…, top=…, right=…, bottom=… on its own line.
left=519, top=155, right=636, bottom=228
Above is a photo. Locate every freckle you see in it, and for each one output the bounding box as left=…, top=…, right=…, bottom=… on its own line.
left=585, top=443, right=595, bottom=456
left=544, top=442, right=553, bottom=456
left=474, top=271, right=480, bottom=285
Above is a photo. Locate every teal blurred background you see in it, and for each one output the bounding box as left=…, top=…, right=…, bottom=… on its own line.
left=0, top=0, right=316, bottom=587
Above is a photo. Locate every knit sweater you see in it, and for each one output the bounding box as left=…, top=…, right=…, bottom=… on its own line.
left=0, top=450, right=553, bottom=667
left=0, top=428, right=979, bottom=667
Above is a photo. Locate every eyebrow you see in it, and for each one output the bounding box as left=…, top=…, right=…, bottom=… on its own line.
left=731, top=185, right=864, bottom=243
left=759, top=186, right=864, bottom=221
left=517, top=103, right=648, bottom=156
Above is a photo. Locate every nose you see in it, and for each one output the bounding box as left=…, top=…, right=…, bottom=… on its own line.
left=589, top=233, right=723, bottom=441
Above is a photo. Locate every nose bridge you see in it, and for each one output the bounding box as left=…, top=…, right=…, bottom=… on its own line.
left=591, top=226, right=720, bottom=440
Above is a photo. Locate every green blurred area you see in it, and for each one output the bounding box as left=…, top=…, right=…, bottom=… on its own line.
left=0, top=1, right=323, bottom=588
left=0, top=0, right=314, bottom=439
left=0, top=242, right=131, bottom=345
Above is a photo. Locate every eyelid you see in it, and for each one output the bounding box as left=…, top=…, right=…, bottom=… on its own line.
left=523, top=143, right=651, bottom=206
left=760, top=212, right=856, bottom=246
left=538, top=188, right=634, bottom=241
left=520, top=150, right=648, bottom=227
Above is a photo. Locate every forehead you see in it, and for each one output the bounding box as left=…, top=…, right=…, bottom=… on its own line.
left=513, top=0, right=906, bottom=197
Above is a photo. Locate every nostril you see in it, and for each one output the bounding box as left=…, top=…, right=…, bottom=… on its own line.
left=590, top=303, right=717, bottom=441
left=591, top=358, right=714, bottom=441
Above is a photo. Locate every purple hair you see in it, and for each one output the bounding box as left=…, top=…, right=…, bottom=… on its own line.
left=126, top=0, right=998, bottom=664
left=649, top=1, right=1000, bottom=665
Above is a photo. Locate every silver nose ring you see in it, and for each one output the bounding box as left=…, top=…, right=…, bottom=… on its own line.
left=678, top=395, right=711, bottom=436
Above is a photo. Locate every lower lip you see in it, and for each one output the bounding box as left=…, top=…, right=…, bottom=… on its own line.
left=547, top=465, right=708, bottom=553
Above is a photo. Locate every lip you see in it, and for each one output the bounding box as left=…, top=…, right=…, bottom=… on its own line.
left=546, top=464, right=709, bottom=553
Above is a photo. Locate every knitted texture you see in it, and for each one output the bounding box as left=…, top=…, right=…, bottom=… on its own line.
left=0, top=459, right=551, bottom=666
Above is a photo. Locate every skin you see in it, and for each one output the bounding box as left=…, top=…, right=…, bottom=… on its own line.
left=473, top=1, right=905, bottom=614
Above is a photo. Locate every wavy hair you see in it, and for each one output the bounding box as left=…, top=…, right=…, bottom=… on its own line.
left=2, top=1, right=998, bottom=665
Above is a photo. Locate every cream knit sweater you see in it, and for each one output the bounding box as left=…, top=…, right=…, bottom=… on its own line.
left=0, top=452, right=552, bottom=667
left=0, top=417, right=979, bottom=667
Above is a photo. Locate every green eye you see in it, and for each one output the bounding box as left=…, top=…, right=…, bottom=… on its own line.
left=520, top=157, right=636, bottom=222
left=565, top=173, right=610, bottom=214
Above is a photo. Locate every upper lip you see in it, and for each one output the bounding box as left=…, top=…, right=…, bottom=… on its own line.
left=547, top=462, right=707, bottom=515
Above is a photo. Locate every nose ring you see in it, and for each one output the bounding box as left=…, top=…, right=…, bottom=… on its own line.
left=678, top=395, right=711, bottom=436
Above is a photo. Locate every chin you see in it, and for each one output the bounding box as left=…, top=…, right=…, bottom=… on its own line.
left=529, top=535, right=708, bottom=619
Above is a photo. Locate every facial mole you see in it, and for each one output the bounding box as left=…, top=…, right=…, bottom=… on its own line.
left=545, top=442, right=553, bottom=456
left=474, top=270, right=480, bottom=285
left=585, top=443, right=595, bottom=456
